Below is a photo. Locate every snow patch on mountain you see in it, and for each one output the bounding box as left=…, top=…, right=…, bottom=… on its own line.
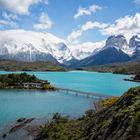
left=0, top=29, right=140, bottom=64
left=104, top=35, right=135, bottom=57
left=0, top=29, right=74, bottom=63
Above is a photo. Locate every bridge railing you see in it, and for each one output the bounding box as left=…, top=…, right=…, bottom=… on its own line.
left=56, top=88, right=113, bottom=99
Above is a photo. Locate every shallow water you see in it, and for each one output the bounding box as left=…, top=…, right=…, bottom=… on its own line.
left=0, top=89, right=93, bottom=133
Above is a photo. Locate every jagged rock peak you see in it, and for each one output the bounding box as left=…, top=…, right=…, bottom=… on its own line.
left=129, top=35, right=140, bottom=48
left=105, top=35, right=128, bottom=50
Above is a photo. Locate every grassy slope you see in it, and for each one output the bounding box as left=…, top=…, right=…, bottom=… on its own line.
left=0, top=59, right=139, bottom=73
left=35, top=86, right=140, bottom=140
left=0, top=60, right=66, bottom=71
left=82, top=59, right=140, bottom=74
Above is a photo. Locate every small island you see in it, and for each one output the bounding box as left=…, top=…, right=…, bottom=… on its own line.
left=0, top=72, right=56, bottom=90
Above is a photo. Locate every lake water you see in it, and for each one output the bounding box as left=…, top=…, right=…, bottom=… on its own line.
left=0, top=71, right=139, bottom=133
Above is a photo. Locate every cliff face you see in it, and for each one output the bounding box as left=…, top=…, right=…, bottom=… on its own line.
left=35, top=87, right=140, bottom=140
left=83, top=87, right=140, bottom=140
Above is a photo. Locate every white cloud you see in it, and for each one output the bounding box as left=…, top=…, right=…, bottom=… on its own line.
left=68, top=41, right=105, bottom=59
left=74, top=4, right=102, bottom=19
left=0, top=12, right=18, bottom=28
left=67, top=21, right=108, bottom=44
left=81, top=21, right=108, bottom=31
left=0, top=19, right=17, bottom=28
left=74, top=7, right=91, bottom=19
left=64, top=12, right=140, bottom=59
left=2, top=12, right=17, bottom=20
left=101, top=13, right=140, bottom=39
left=70, top=12, right=140, bottom=43
left=134, top=0, right=140, bottom=5
left=0, top=0, right=48, bottom=15
left=33, top=12, right=53, bottom=30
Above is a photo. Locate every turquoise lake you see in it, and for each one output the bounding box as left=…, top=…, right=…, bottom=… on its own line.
left=0, top=71, right=139, bottom=133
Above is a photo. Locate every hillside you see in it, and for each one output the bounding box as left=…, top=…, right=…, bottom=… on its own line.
left=82, top=59, right=140, bottom=74
left=0, top=60, right=66, bottom=71
left=75, top=46, right=130, bottom=67
left=34, top=86, right=140, bottom=140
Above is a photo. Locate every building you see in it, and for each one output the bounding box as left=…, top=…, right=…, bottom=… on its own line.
left=22, top=80, right=50, bottom=88
left=22, top=82, right=42, bottom=88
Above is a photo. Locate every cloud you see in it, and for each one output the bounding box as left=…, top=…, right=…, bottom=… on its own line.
left=68, top=12, right=140, bottom=46
left=74, top=4, right=102, bottom=19
left=68, top=41, right=105, bottom=59
left=101, top=13, right=140, bottom=39
left=2, top=12, right=17, bottom=20
left=134, top=0, right=140, bottom=5
left=0, top=0, right=48, bottom=15
left=69, top=12, right=140, bottom=59
left=81, top=21, right=108, bottom=31
left=0, top=12, right=18, bottom=28
left=0, top=19, right=17, bottom=28
left=67, top=21, right=108, bottom=44
left=33, top=12, right=53, bottom=30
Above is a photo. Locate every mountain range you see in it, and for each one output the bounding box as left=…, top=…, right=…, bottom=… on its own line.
left=75, top=35, right=138, bottom=67
left=0, top=29, right=140, bottom=67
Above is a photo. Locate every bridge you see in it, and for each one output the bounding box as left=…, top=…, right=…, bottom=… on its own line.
left=56, top=88, right=112, bottom=99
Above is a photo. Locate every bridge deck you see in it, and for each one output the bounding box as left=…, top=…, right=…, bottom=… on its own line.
left=57, top=88, right=112, bottom=99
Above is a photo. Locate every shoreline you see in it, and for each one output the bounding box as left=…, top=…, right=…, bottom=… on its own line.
left=124, top=78, right=140, bottom=83
left=0, top=69, right=135, bottom=75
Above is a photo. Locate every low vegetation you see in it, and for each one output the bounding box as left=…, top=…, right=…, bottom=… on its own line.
left=34, top=86, right=140, bottom=140
left=42, top=84, right=56, bottom=90
left=101, top=97, right=119, bottom=107
left=0, top=73, right=38, bottom=87
left=0, top=60, right=66, bottom=71
left=0, top=73, right=55, bottom=90
left=82, top=59, right=140, bottom=75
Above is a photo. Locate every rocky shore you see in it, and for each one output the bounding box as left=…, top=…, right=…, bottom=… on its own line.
left=124, top=73, right=140, bottom=82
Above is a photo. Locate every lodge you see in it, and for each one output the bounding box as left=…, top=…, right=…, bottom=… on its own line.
left=22, top=80, right=50, bottom=88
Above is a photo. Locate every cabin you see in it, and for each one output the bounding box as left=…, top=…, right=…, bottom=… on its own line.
left=22, top=80, right=50, bottom=88
left=23, top=82, right=42, bottom=88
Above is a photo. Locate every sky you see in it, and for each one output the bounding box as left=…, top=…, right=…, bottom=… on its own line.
left=0, top=0, right=140, bottom=46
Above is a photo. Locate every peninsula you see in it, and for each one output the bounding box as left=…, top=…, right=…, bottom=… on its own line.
left=0, top=72, right=55, bottom=90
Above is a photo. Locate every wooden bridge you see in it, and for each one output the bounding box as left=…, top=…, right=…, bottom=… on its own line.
left=56, top=88, right=112, bottom=99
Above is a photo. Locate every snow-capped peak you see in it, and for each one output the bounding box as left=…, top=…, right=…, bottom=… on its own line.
left=0, top=29, right=140, bottom=64
left=105, top=35, right=128, bottom=50
left=0, top=29, right=74, bottom=63
left=129, top=35, right=140, bottom=48
left=104, top=35, right=135, bottom=56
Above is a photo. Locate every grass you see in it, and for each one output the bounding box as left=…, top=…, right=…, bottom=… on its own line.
left=0, top=60, right=66, bottom=71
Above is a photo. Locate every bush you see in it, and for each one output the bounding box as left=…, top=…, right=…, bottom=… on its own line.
left=101, top=97, right=119, bottom=107
left=42, top=84, right=55, bottom=90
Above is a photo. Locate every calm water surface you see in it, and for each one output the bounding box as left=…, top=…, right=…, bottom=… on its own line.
left=0, top=71, right=139, bottom=133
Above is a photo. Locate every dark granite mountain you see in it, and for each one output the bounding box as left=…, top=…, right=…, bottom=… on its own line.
left=130, top=35, right=140, bottom=59
left=74, top=35, right=130, bottom=67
